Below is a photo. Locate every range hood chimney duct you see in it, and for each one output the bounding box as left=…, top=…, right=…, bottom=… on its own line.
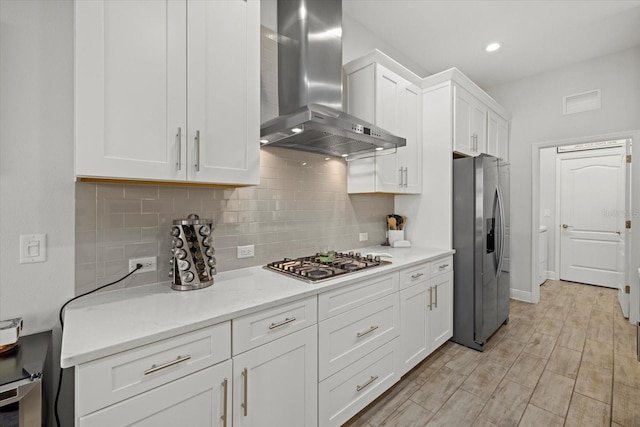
left=260, top=0, right=406, bottom=158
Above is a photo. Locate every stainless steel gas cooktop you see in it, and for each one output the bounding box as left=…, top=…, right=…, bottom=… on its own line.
left=264, top=252, right=391, bottom=283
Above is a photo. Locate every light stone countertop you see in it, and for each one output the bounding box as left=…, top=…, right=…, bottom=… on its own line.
left=61, top=245, right=454, bottom=368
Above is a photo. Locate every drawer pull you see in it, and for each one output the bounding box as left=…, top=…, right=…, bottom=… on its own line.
left=411, top=272, right=424, bottom=279
left=356, top=375, right=379, bottom=392
left=242, top=368, right=248, bottom=416
left=356, top=325, right=379, bottom=338
left=439, top=263, right=449, bottom=269
left=428, top=287, right=433, bottom=311
left=143, top=355, right=191, bottom=375
left=221, top=378, right=228, bottom=427
left=268, top=317, right=296, bottom=329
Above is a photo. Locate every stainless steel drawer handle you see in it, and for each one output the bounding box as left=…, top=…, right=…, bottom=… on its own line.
left=356, top=325, right=379, bottom=338
left=429, top=286, right=433, bottom=311
left=242, top=368, right=248, bottom=416
left=144, top=355, right=191, bottom=375
left=221, top=378, right=228, bottom=427
left=176, top=127, right=182, bottom=170
left=439, top=263, right=449, bottom=269
left=411, top=273, right=424, bottom=279
left=356, top=375, right=379, bottom=392
left=269, top=317, right=296, bottom=329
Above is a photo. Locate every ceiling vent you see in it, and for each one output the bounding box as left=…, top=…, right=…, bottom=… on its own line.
left=563, top=89, right=601, bottom=115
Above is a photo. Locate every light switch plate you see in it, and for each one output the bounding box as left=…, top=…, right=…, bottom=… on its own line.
left=20, top=234, right=46, bottom=263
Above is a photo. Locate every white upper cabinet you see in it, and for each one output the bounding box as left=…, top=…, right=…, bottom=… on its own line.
left=487, top=109, right=509, bottom=161
left=453, top=84, right=487, bottom=157
left=75, top=0, right=259, bottom=186
left=345, top=61, right=422, bottom=194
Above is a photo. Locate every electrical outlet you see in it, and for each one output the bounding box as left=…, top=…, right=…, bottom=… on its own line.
left=237, top=245, right=255, bottom=259
left=129, top=256, right=157, bottom=274
left=359, top=232, right=369, bottom=242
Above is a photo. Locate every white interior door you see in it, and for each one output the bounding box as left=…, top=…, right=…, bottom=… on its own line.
left=559, top=151, right=625, bottom=288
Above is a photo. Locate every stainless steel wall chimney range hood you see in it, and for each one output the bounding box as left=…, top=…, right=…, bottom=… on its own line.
left=259, top=0, right=406, bottom=158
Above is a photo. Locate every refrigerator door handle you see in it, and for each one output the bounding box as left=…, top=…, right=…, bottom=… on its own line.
left=496, top=186, right=506, bottom=279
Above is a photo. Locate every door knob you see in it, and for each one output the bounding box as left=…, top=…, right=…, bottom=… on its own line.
left=562, top=224, right=570, bottom=228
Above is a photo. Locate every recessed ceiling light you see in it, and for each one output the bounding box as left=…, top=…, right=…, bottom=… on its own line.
left=291, top=127, right=303, bottom=133
left=260, top=139, right=269, bottom=144
left=375, top=147, right=384, bottom=151
left=485, top=42, right=501, bottom=52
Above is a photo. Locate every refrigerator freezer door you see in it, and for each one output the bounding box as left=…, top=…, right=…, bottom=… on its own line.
left=497, top=161, right=511, bottom=325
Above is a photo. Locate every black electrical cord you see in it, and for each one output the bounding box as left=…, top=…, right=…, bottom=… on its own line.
left=54, top=264, right=143, bottom=427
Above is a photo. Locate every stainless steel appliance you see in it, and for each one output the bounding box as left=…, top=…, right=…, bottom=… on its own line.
left=259, top=0, right=406, bottom=158
left=0, top=331, right=50, bottom=427
left=452, top=154, right=510, bottom=351
left=170, top=214, right=216, bottom=291
left=265, top=252, right=391, bottom=283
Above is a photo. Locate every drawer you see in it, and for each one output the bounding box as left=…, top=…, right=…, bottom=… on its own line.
left=318, top=272, right=398, bottom=320
left=399, top=262, right=429, bottom=289
left=77, top=321, right=231, bottom=417
left=232, top=296, right=317, bottom=355
left=318, top=338, right=400, bottom=427
left=431, top=256, right=453, bottom=277
left=318, top=293, right=399, bottom=380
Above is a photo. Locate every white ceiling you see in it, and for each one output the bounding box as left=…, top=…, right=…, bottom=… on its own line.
left=342, top=0, right=640, bottom=88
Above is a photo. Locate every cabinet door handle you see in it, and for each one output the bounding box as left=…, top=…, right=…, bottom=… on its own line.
left=143, top=355, right=191, bottom=375
left=434, top=284, right=438, bottom=308
left=398, top=167, right=404, bottom=187
left=356, top=325, right=379, bottom=338
left=356, top=375, right=379, bottom=392
left=194, top=130, right=201, bottom=172
left=411, top=272, right=424, bottom=279
left=404, top=167, right=408, bottom=188
left=242, top=367, right=248, bottom=416
left=428, top=286, right=433, bottom=311
left=268, top=317, right=296, bottom=329
left=221, top=378, right=228, bottom=427
left=176, top=127, right=182, bottom=170
left=439, top=263, right=449, bottom=269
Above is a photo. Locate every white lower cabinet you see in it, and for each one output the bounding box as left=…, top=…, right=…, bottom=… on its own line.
left=75, top=322, right=232, bottom=426
left=79, top=360, right=232, bottom=427
left=232, top=325, right=318, bottom=427
left=399, top=258, right=454, bottom=376
left=319, top=338, right=400, bottom=427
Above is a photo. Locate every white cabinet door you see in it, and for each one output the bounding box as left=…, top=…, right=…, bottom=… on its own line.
left=430, top=271, right=453, bottom=349
left=399, top=282, right=430, bottom=375
left=233, top=326, right=317, bottom=427
left=79, top=360, right=232, bottom=427
left=397, top=83, right=422, bottom=194
left=76, top=0, right=259, bottom=186
left=187, top=0, right=260, bottom=185
left=374, top=65, right=404, bottom=192
left=487, top=110, right=509, bottom=161
left=453, top=85, right=486, bottom=157
left=75, top=0, right=187, bottom=181
left=346, top=62, right=422, bottom=194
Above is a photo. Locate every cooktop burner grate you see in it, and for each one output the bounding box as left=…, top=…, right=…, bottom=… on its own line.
left=264, top=252, right=391, bottom=283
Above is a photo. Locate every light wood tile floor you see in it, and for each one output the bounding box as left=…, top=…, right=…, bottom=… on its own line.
left=344, top=280, right=640, bottom=427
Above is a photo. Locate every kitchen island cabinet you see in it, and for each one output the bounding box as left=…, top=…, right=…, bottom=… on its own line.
left=75, top=0, right=259, bottom=186
left=344, top=53, right=422, bottom=194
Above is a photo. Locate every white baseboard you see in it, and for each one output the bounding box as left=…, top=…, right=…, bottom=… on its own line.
left=546, top=271, right=559, bottom=280
left=510, top=288, right=533, bottom=303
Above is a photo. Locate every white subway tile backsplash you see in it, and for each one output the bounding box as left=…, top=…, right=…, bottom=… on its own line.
left=75, top=148, right=393, bottom=294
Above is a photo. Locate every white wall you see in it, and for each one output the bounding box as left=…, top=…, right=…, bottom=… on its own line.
left=486, top=46, right=640, bottom=304
left=342, top=14, right=428, bottom=77
left=0, top=0, right=75, bottom=424
left=539, top=147, right=557, bottom=276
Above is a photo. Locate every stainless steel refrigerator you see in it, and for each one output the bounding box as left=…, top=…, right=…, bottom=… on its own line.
left=452, top=154, right=510, bottom=351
